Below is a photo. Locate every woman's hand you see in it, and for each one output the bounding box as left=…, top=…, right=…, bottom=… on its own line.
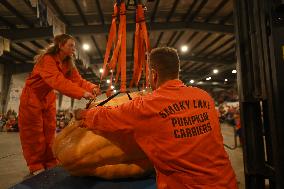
left=83, top=91, right=94, bottom=100
left=93, top=86, right=101, bottom=96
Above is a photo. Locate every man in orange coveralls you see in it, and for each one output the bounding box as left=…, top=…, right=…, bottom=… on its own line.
left=75, top=47, right=238, bottom=189
left=18, top=34, right=100, bottom=176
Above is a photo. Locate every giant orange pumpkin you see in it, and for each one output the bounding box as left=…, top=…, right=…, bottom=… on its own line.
left=52, top=92, right=154, bottom=179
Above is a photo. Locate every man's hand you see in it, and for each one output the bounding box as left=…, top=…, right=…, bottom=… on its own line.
left=74, top=109, right=86, bottom=120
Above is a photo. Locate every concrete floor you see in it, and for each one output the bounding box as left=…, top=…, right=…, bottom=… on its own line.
left=0, top=132, right=28, bottom=189
left=0, top=123, right=244, bottom=189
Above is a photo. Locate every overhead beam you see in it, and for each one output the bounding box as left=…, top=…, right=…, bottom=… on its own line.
left=0, top=0, right=34, bottom=27
left=205, top=36, right=235, bottom=57
left=155, top=32, right=164, bottom=47
left=91, top=55, right=235, bottom=65
left=186, top=32, right=199, bottom=43
left=166, top=0, right=180, bottom=22
left=23, top=0, right=37, bottom=14
left=72, top=0, right=88, bottom=25
left=94, top=0, right=105, bottom=24
left=167, top=31, right=178, bottom=46
left=91, top=36, right=103, bottom=59
left=15, top=43, right=37, bottom=55
left=194, top=34, right=226, bottom=56
left=1, top=22, right=234, bottom=42
left=0, top=16, right=16, bottom=28
left=47, top=0, right=70, bottom=25
left=150, top=0, right=160, bottom=22
left=170, top=0, right=199, bottom=47
left=71, top=0, right=103, bottom=59
left=187, top=0, right=208, bottom=22
left=204, top=0, right=229, bottom=22
left=70, top=22, right=234, bottom=35
left=183, top=0, right=199, bottom=21
left=10, top=47, right=33, bottom=60
left=157, top=0, right=180, bottom=46
left=188, top=33, right=212, bottom=51
left=30, top=41, right=44, bottom=49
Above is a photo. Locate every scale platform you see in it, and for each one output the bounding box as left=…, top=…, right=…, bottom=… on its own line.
left=9, top=167, right=157, bottom=189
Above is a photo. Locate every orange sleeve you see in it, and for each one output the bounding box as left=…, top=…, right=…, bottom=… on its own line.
left=71, top=68, right=98, bottom=93
left=81, top=97, right=143, bottom=133
left=38, top=55, right=86, bottom=99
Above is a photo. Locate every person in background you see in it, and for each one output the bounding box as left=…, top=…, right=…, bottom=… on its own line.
left=56, top=121, right=66, bottom=133
left=18, top=34, right=100, bottom=177
left=0, top=113, right=6, bottom=132
left=75, top=47, right=237, bottom=189
left=4, top=114, right=18, bottom=132
left=234, top=112, right=243, bottom=146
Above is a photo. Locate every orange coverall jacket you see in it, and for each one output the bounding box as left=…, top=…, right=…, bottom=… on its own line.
left=18, top=54, right=97, bottom=172
left=24, top=54, right=95, bottom=99
left=81, top=80, right=237, bottom=189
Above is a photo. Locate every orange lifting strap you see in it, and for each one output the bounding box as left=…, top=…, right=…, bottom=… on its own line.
left=130, top=4, right=151, bottom=89
left=101, top=4, right=117, bottom=80
left=101, top=2, right=150, bottom=95
left=101, top=2, right=127, bottom=93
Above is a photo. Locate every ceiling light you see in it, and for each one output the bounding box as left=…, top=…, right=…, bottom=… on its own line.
left=99, top=68, right=104, bottom=73
left=113, top=90, right=117, bottom=93
left=82, top=43, right=90, bottom=51
left=197, top=81, right=203, bottom=84
left=224, top=78, right=228, bottom=82
left=106, top=79, right=110, bottom=84
left=190, top=79, right=195, bottom=84
left=111, top=85, right=114, bottom=89
left=206, top=77, right=211, bottom=80
left=232, top=69, right=237, bottom=74
left=180, top=45, right=188, bottom=52
left=213, top=69, right=219, bottom=74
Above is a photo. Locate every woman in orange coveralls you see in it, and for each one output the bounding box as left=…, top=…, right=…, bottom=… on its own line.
left=75, top=47, right=238, bottom=189
left=18, top=34, right=100, bottom=176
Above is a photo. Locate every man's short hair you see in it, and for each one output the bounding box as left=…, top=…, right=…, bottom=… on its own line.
left=149, top=47, right=180, bottom=79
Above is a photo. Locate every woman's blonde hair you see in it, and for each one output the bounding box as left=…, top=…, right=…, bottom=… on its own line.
left=35, top=34, right=76, bottom=76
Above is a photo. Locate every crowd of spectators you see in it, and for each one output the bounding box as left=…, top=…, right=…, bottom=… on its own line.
left=56, top=110, right=73, bottom=133
left=0, top=109, right=74, bottom=133
left=201, top=88, right=242, bottom=146
left=0, top=109, right=19, bottom=132
left=212, top=88, right=242, bottom=146
left=206, top=88, right=239, bottom=105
